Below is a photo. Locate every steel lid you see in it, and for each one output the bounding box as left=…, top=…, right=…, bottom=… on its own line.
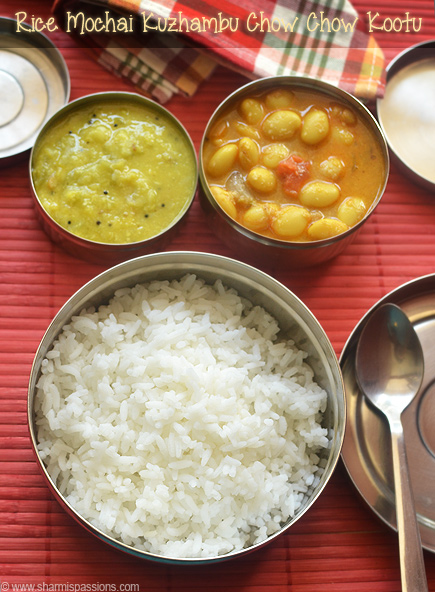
left=376, top=40, right=435, bottom=192
left=0, top=16, right=70, bottom=165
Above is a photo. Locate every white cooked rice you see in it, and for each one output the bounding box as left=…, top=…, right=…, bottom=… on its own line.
left=35, top=274, right=329, bottom=558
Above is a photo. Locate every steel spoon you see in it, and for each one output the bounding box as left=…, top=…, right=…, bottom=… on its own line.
left=355, top=303, right=427, bottom=592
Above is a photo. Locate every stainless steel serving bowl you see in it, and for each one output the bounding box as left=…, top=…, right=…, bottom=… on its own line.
left=199, top=76, right=389, bottom=268
left=28, top=251, right=345, bottom=564
left=30, top=92, right=197, bottom=264
left=376, top=40, right=435, bottom=192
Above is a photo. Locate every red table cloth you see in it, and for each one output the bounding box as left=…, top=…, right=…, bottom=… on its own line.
left=1, top=0, right=435, bottom=590
left=51, top=0, right=386, bottom=102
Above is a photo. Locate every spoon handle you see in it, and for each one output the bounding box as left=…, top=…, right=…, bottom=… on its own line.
left=390, top=426, right=428, bottom=592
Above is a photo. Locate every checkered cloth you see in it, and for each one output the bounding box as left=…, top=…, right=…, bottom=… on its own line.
left=53, top=0, right=385, bottom=103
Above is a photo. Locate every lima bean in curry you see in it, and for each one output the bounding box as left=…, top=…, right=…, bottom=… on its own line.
left=32, top=101, right=196, bottom=244
left=202, top=88, right=386, bottom=242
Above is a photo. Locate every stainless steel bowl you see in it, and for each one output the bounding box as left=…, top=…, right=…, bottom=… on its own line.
left=199, top=76, right=389, bottom=268
left=30, top=92, right=197, bottom=264
left=376, top=40, right=435, bottom=192
left=28, top=251, right=345, bottom=564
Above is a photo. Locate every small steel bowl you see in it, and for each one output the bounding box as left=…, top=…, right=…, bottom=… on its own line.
left=199, top=76, right=389, bottom=268
left=376, top=40, right=435, bottom=192
left=30, top=92, right=197, bottom=264
left=28, top=251, right=345, bottom=565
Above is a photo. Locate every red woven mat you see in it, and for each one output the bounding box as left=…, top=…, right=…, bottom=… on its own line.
left=1, top=0, right=435, bottom=588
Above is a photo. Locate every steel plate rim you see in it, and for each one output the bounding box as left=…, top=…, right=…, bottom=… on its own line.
left=340, top=273, right=435, bottom=553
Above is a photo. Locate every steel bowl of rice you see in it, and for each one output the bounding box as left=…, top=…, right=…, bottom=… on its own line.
left=28, top=251, right=345, bottom=564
